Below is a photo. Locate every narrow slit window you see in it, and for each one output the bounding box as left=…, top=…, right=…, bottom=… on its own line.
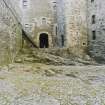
left=56, top=26, right=57, bottom=36
left=52, top=2, right=57, bottom=11
left=61, top=35, right=64, bottom=47
left=91, top=0, right=94, bottom=3
left=92, top=30, right=96, bottom=40
left=92, top=15, right=96, bottom=24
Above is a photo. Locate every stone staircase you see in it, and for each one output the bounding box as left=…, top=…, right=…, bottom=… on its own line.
left=3, top=0, right=38, bottom=48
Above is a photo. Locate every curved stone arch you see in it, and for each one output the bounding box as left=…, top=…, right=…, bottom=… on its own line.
left=37, top=31, right=53, bottom=48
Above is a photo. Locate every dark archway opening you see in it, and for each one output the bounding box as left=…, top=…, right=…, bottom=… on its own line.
left=39, top=33, right=49, bottom=48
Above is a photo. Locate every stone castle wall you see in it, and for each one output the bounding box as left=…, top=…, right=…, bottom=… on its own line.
left=88, top=0, right=105, bottom=62
left=0, top=0, right=22, bottom=65
left=3, top=0, right=105, bottom=61
left=17, top=0, right=57, bottom=48
left=56, top=0, right=65, bottom=47
left=16, top=0, right=88, bottom=50
left=64, top=0, right=88, bottom=54
left=12, top=0, right=88, bottom=52
left=11, top=0, right=66, bottom=48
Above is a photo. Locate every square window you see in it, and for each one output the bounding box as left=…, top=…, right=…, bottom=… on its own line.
left=42, top=18, right=46, bottom=24
left=23, top=0, right=28, bottom=7
left=91, top=0, right=94, bottom=3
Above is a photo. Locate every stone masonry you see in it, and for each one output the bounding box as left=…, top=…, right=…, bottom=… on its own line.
left=1, top=0, right=105, bottom=64
left=12, top=0, right=88, bottom=52
left=19, top=0, right=56, bottom=48
left=64, top=0, right=88, bottom=53
left=88, top=0, right=105, bottom=62
left=0, top=0, right=22, bottom=65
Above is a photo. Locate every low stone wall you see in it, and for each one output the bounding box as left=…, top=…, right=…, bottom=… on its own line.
left=0, top=0, right=22, bottom=65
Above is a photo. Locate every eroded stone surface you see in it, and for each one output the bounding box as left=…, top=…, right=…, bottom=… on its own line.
left=0, top=64, right=105, bottom=105
left=0, top=0, right=22, bottom=66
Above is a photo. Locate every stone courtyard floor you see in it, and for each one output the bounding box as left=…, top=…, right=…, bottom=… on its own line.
left=0, top=63, right=105, bottom=105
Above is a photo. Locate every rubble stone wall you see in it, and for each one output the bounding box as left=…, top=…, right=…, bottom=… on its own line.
left=88, top=0, right=105, bottom=62
left=0, top=0, right=22, bottom=65
left=64, top=0, right=88, bottom=54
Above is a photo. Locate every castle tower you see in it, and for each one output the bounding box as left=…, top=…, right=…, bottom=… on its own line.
left=64, top=0, right=88, bottom=54
left=88, top=0, right=105, bottom=61
left=8, top=0, right=89, bottom=53
left=8, top=0, right=68, bottom=49
left=20, top=0, right=59, bottom=48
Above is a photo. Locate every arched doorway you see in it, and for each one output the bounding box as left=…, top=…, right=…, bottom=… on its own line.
left=39, top=33, right=49, bottom=48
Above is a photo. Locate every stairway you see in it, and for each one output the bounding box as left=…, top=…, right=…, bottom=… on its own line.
left=3, top=0, right=38, bottom=48
left=22, top=30, right=38, bottom=48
